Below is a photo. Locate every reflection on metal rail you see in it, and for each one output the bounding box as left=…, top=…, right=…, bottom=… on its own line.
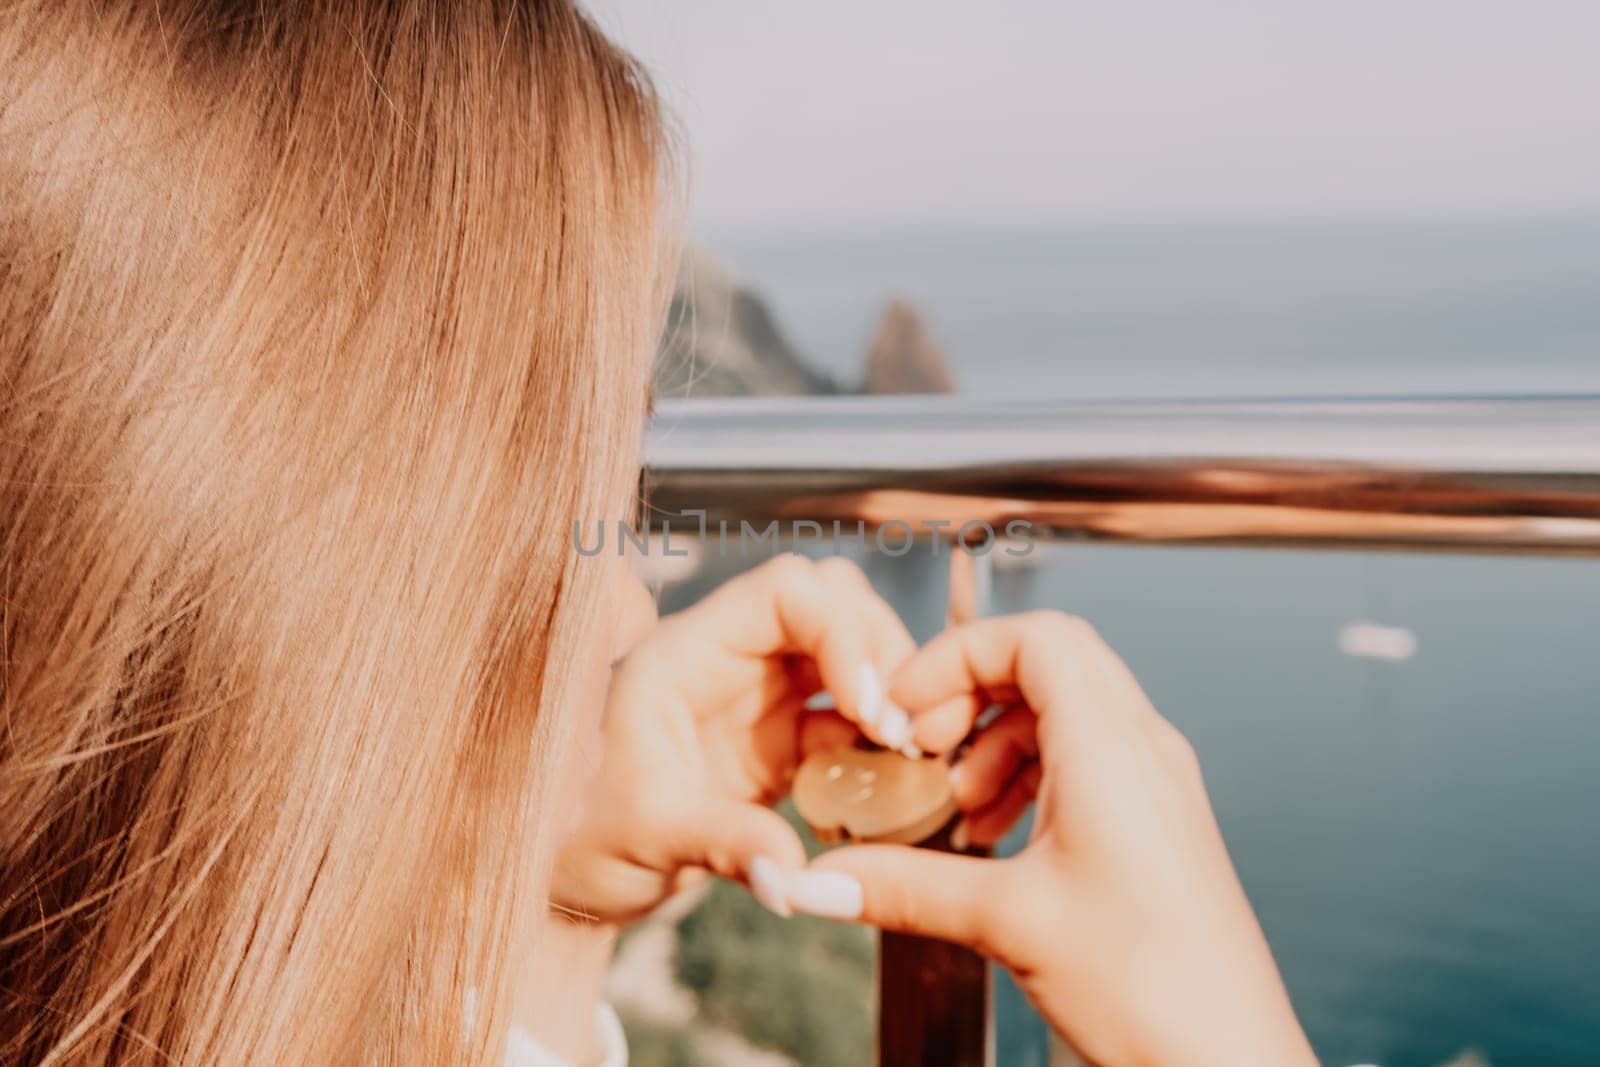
left=645, top=395, right=1600, bottom=556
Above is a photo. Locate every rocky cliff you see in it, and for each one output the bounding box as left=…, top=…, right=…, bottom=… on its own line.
left=654, top=246, right=956, bottom=398
left=655, top=247, right=837, bottom=398
left=860, top=298, right=957, bottom=395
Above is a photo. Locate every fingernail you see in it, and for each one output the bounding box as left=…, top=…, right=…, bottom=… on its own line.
left=946, top=760, right=965, bottom=791
left=803, top=690, right=835, bottom=712
left=786, top=870, right=863, bottom=920
left=950, top=819, right=971, bottom=851
left=878, top=703, right=912, bottom=750
left=748, top=856, right=792, bottom=918
left=898, top=741, right=924, bottom=760
left=855, top=663, right=883, bottom=729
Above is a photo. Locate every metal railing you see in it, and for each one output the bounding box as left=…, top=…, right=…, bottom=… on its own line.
left=646, top=395, right=1600, bottom=555
left=642, top=393, right=1600, bottom=1067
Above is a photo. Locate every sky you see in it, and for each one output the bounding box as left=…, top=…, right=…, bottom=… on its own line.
left=583, top=0, right=1600, bottom=233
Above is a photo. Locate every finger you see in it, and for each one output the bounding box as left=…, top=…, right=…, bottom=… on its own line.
left=889, top=612, right=1151, bottom=758
left=947, top=706, right=1038, bottom=812
left=742, top=692, right=814, bottom=798
left=793, top=844, right=1007, bottom=957
left=811, top=557, right=920, bottom=751
left=815, top=556, right=918, bottom=667
left=954, top=761, right=1041, bottom=850
left=909, top=693, right=986, bottom=755
left=671, top=867, right=711, bottom=896
left=682, top=554, right=917, bottom=750
left=798, top=709, right=860, bottom=757
left=662, top=797, right=809, bottom=917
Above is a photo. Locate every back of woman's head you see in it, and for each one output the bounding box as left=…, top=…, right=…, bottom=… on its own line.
left=0, top=1, right=668, bottom=1060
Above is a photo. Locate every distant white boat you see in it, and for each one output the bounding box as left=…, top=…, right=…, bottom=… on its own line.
left=1337, top=621, right=1418, bottom=662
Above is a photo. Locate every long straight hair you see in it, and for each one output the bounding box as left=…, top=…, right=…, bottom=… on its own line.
left=0, top=1, right=670, bottom=1061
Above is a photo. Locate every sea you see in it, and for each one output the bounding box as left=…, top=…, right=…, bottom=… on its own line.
left=708, top=217, right=1600, bottom=1067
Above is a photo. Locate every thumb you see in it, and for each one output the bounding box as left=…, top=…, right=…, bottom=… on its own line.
left=663, top=797, right=808, bottom=916
left=792, top=844, right=1007, bottom=957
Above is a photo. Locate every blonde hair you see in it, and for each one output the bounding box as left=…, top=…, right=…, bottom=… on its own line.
left=0, top=1, right=670, bottom=1061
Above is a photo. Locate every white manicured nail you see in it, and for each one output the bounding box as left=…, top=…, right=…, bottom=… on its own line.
left=803, top=690, right=835, bottom=712
left=898, top=741, right=924, bottom=760
left=855, top=663, right=883, bottom=729
left=878, top=703, right=912, bottom=750
left=786, top=870, right=863, bottom=920
left=748, top=856, right=792, bottom=917
left=950, top=819, right=971, bottom=851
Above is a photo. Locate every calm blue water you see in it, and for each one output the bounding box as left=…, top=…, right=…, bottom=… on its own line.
left=708, top=219, right=1600, bottom=1067
left=715, top=216, right=1600, bottom=400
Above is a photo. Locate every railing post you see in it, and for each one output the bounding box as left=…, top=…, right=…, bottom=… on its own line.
left=877, top=547, right=995, bottom=1067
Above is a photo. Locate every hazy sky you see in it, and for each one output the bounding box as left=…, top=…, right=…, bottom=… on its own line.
left=584, top=1, right=1600, bottom=232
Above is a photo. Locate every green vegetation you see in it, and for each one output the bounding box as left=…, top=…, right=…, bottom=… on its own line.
left=614, top=1012, right=701, bottom=1067
left=620, top=804, right=873, bottom=1066
left=672, top=876, right=874, bottom=1066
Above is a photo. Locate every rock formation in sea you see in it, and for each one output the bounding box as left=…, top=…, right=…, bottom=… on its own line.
left=655, top=246, right=837, bottom=398
left=653, top=246, right=957, bottom=398
left=860, top=298, right=957, bottom=395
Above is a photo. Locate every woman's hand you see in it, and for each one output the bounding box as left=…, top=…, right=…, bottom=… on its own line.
left=790, top=612, right=1318, bottom=1067
left=550, top=554, right=918, bottom=926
